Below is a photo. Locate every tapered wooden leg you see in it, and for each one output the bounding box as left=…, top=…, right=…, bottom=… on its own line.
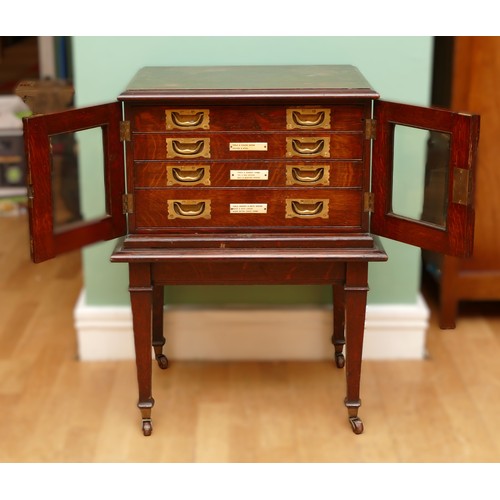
left=129, top=263, right=155, bottom=436
left=439, top=255, right=459, bottom=329
left=332, top=281, right=346, bottom=368
left=152, top=284, right=168, bottom=369
left=344, top=262, right=369, bottom=435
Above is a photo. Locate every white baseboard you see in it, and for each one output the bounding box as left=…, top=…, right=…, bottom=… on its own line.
left=74, top=291, right=429, bottom=361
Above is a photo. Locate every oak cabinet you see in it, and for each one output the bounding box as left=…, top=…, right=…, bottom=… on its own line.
left=424, top=37, right=499, bottom=328
left=22, top=65, right=479, bottom=435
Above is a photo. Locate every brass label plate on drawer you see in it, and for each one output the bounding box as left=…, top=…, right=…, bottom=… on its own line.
left=165, top=109, right=210, bottom=130
left=286, top=108, right=331, bottom=130
left=230, top=203, right=268, bottom=214
left=230, top=170, right=269, bottom=180
left=229, top=142, right=268, bottom=151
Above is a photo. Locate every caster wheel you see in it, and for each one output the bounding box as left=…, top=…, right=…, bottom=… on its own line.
left=156, top=354, right=169, bottom=370
left=349, top=417, right=364, bottom=435
left=335, top=353, right=345, bottom=369
left=142, top=419, right=153, bottom=436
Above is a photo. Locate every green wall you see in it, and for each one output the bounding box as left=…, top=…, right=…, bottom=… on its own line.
left=72, top=36, right=433, bottom=306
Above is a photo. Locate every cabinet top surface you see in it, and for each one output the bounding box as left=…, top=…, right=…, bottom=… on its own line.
left=119, top=65, right=379, bottom=101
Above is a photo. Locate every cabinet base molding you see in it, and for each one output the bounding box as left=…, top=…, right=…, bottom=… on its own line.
left=74, top=291, right=429, bottom=362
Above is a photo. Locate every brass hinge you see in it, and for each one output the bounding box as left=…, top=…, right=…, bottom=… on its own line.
left=452, top=167, right=472, bottom=206
left=120, top=121, right=131, bottom=142
left=365, top=118, right=377, bottom=140
left=364, top=192, right=375, bottom=212
left=122, top=193, right=134, bottom=214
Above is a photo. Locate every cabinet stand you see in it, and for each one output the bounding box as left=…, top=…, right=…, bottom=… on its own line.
left=112, top=235, right=387, bottom=435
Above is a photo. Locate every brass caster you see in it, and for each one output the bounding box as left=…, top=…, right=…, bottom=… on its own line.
left=156, top=354, right=169, bottom=370
left=142, top=419, right=153, bottom=436
left=335, top=352, right=345, bottom=369
left=349, top=416, right=364, bottom=435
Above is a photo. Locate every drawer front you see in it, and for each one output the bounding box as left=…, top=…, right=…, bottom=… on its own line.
left=133, top=133, right=363, bottom=161
left=132, top=105, right=366, bottom=132
left=126, top=102, right=370, bottom=236
left=134, top=161, right=363, bottom=188
left=133, top=188, right=362, bottom=230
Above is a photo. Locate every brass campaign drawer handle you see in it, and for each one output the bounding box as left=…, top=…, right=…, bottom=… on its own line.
left=172, top=111, right=205, bottom=128
left=174, top=201, right=206, bottom=217
left=166, top=138, right=210, bottom=158
left=292, top=167, right=324, bottom=183
left=292, top=111, right=325, bottom=127
left=286, top=199, right=329, bottom=219
left=286, top=164, right=330, bottom=186
left=165, top=109, right=210, bottom=130
left=168, top=200, right=211, bottom=219
left=292, top=200, right=324, bottom=216
left=172, top=167, right=206, bottom=183
left=172, top=140, right=204, bottom=156
left=293, top=139, right=324, bottom=155
left=166, top=165, right=210, bottom=186
left=286, top=137, right=330, bottom=158
left=286, top=108, right=331, bottom=129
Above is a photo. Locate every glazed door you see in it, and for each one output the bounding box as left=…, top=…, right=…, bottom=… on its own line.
left=371, top=100, right=479, bottom=258
left=23, top=102, right=127, bottom=263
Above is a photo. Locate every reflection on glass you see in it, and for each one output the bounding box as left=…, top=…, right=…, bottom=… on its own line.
left=391, top=125, right=450, bottom=228
left=421, top=131, right=450, bottom=227
left=49, top=127, right=106, bottom=229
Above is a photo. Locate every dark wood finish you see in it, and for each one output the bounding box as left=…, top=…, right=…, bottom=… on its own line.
left=128, top=263, right=154, bottom=436
left=134, top=160, right=364, bottom=188
left=133, top=188, right=363, bottom=231
left=332, top=282, right=346, bottom=368
left=372, top=100, right=479, bottom=258
left=131, top=104, right=367, bottom=132
left=23, top=65, right=479, bottom=436
left=132, top=132, right=364, bottom=161
left=121, top=65, right=379, bottom=434
left=423, top=37, right=500, bottom=328
left=152, top=284, right=168, bottom=369
left=119, top=65, right=380, bottom=103
left=112, top=239, right=387, bottom=435
left=344, top=261, right=369, bottom=434
left=22, top=103, right=127, bottom=263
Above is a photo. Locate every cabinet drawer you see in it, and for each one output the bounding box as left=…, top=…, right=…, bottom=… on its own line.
left=134, top=161, right=364, bottom=188
left=133, top=188, right=363, bottom=230
left=133, top=133, right=363, bottom=161
left=131, top=105, right=366, bottom=132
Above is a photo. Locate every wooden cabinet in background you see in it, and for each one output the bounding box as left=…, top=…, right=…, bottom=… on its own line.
left=423, top=37, right=500, bottom=328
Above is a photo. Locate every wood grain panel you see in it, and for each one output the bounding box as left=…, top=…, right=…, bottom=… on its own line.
left=133, top=132, right=364, bottom=161
left=452, top=37, right=500, bottom=270
left=133, top=160, right=364, bottom=188
left=131, top=104, right=366, bottom=132
left=133, top=188, right=363, bottom=230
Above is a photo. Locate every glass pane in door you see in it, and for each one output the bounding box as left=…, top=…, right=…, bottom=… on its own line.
left=50, top=127, right=106, bottom=229
left=391, top=124, right=450, bottom=228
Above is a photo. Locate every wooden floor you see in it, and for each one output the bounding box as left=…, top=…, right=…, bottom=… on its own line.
left=0, top=214, right=499, bottom=463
